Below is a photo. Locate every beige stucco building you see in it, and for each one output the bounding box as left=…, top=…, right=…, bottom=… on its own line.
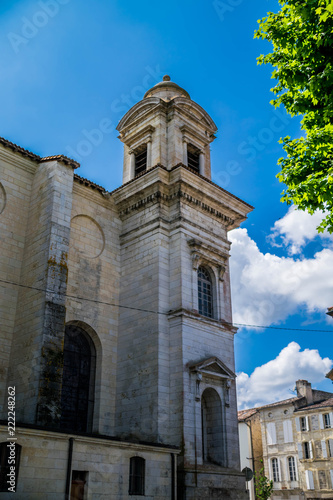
left=0, top=76, right=253, bottom=499
left=238, top=380, right=333, bottom=500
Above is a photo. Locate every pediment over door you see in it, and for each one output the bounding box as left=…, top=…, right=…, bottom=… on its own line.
left=188, top=357, right=235, bottom=380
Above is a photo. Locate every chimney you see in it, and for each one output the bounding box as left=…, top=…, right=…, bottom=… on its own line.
left=296, top=380, right=313, bottom=405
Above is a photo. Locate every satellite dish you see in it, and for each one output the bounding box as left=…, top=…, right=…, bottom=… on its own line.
left=242, top=467, right=253, bottom=481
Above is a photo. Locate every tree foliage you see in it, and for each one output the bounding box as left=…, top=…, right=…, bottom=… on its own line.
left=255, top=0, right=333, bottom=232
left=254, top=461, right=273, bottom=500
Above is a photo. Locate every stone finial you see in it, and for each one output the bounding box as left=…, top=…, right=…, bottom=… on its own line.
left=163, top=75, right=171, bottom=81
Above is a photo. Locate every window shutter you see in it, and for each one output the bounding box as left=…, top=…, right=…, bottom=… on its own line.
left=321, top=440, right=328, bottom=458
left=295, top=417, right=300, bottom=431
left=268, top=458, right=272, bottom=480
left=297, top=443, right=303, bottom=459
left=294, top=456, right=299, bottom=481
left=319, top=413, right=324, bottom=429
left=330, top=470, right=333, bottom=488
left=283, top=420, right=293, bottom=443
left=267, top=423, right=276, bottom=445
left=305, top=415, right=309, bottom=431
left=305, top=470, right=314, bottom=490
left=309, top=441, right=313, bottom=459
left=329, top=439, right=333, bottom=457
left=329, top=412, right=333, bottom=428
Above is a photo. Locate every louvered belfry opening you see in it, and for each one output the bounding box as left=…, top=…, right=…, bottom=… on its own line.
left=134, top=145, right=147, bottom=176
left=187, top=144, right=200, bottom=173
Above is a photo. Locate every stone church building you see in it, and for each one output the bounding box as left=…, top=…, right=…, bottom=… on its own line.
left=0, top=76, right=253, bottom=499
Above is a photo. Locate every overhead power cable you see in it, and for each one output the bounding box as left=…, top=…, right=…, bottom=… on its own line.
left=1, top=278, right=333, bottom=333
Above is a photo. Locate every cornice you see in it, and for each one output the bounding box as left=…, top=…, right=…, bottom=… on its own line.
left=0, top=146, right=38, bottom=174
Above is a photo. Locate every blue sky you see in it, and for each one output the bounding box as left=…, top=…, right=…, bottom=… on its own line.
left=1, top=0, right=333, bottom=408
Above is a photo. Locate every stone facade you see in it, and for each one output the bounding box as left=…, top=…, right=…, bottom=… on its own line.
left=238, top=380, right=333, bottom=500
left=0, top=76, right=252, bottom=499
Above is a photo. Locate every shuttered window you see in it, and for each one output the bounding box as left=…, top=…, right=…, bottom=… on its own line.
left=267, top=422, right=277, bottom=445
left=134, top=147, right=147, bottom=176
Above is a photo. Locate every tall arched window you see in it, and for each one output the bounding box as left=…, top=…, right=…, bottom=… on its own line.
left=60, top=325, right=96, bottom=433
left=198, top=266, right=213, bottom=318
left=201, top=388, right=224, bottom=465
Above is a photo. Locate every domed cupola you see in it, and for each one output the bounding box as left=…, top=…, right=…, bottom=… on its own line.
left=117, top=76, right=217, bottom=184
left=144, top=75, right=191, bottom=100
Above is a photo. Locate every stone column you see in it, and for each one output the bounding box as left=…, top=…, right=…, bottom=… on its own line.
left=147, top=140, right=152, bottom=169
left=183, top=140, right=188, bottom=166
left=130, top=150, right=135, bottom=179
left=199, top=152, right=205, bottom=176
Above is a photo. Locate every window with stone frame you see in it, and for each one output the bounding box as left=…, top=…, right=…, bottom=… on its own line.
left=318, top=470, right=328, bottom=489
left=271, top=458, right=280, bottom=482
left=129, top=457, right=145, bottom=496
left=288, top=456, right=297, bottom=481
left=300, top=416, right=309, bottom=431
left=60, top=325, right=96, bottom=433
left=197, top=266, right=214, bottom=318
left=303, top=441, right=313, bottom=459
left=0, top=442, right=21, bottom=492
left=324, top=413, right=331, bottom=429
left=134, top=145, right=147, bottom=177
left=187, top=143, right=200, bottom=173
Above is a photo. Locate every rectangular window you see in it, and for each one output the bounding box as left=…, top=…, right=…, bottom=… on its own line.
left=134, top=147, right=147, bottom=177
left=288, top=456, right=297, bottom=481
left=129, top=457, right=145, bottom=496
left=300, top=416, right=308, bottom=431
left=324, top=413, right=331, bottom=429
left=304, top=441, right=313, bottom=459
left=272, top=458, right=280, bottom=482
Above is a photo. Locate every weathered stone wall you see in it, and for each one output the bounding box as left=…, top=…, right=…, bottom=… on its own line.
left=0, top=425, right=177, bottom=500
left=0, top=147, right=37, bottom=417
left=65, top=181, right=121, bottom=435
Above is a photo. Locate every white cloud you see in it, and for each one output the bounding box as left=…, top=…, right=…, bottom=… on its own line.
left=269, top=205, right=333, bottom=255
left=229, top=227, right=333, bottom=327
left=236, top=342, right=332, bottom=409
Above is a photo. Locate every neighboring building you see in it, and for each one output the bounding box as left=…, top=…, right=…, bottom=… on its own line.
left=238, top=408, right=262, bottom=500
left=238, top=380, right=333, bottom=500
left=0, top=76, right=253, bottom=499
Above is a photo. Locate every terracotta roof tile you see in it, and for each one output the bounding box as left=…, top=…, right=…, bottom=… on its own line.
left=238, top=408, right=258, bottom=421
left=295, top=397, right=333, bottom=412
left=0, top=136, right=79, bottom=169
left=74, top=174, right=107, bottom=194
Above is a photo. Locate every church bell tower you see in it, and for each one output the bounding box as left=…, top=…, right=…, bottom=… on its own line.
left=114, top=75, right=252, bottom=499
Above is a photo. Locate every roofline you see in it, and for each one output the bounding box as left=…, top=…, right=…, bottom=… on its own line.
left=0, top=136, right=80, bottom=169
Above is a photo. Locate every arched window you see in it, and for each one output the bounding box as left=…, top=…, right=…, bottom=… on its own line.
left=60, top=325, right=96, bottom=433
left=129, top=457, right=145, bottom=495
left=201, top=388, right=224, bottom=465
left=198, top=266, right=213, bottom=318
left=271, top=458, right=280, bottom=482
left=288, top=456, right=297, bottom=481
